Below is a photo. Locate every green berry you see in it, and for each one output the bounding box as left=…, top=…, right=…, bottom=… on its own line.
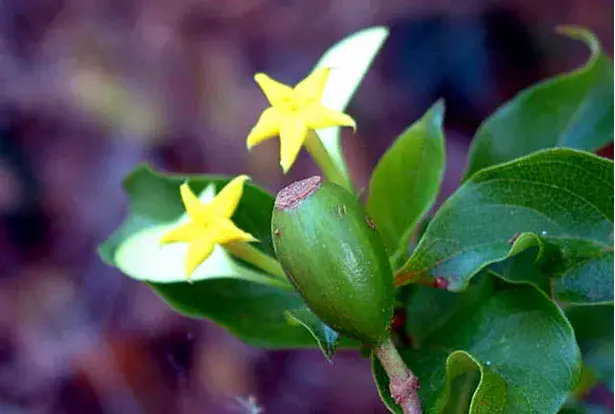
left=272, top=176, right=394, bottom=344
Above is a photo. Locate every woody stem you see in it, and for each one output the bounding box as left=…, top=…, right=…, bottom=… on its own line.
left=373, top=337, right=422, bottom=414
left=304, top=131, right=354, bottom=193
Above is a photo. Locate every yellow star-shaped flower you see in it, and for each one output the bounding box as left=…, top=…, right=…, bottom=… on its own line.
left=247, top=68, right=356, bottom=173
left=160, top=175, right=256, bottom=278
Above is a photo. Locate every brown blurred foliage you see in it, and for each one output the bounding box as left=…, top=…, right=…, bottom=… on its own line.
left=0, top=0, right=611, bottom=413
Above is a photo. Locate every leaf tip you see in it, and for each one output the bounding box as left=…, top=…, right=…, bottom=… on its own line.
left=555, top=25, right=601, bottom=59
left=122, top=162, right=153, bottom=189
left=425, top=98, right=446, bottom=129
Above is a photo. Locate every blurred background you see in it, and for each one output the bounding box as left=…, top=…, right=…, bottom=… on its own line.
left=0, top=0, right=612, bottom=413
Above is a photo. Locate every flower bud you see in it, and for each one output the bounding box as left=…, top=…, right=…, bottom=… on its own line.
left=272, top=176, right=394, bottom=344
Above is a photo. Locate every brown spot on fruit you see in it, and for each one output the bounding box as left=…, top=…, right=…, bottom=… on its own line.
left=275, top=176, right=322, bottom=210
left=274, top=229, right=281, bottom=236
left=365, top=216, right=376, bottom=230
left=337, top=205, right=347, bottom=217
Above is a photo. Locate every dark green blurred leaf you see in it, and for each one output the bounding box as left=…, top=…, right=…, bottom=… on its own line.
left=566, top=305, right=614, bottom=391
left=395, top=149, right=613, bottom=298
left=286, top=308, right=340, bottom=360
left=466, top=26, right=614, bottom=177
left=560, top=405, right=612, bottom=414
left=152, top=279, right=314, bottom=348
left=374, top=286, right=581, bottom=413
left=367, top=100, right=445, bottom=254
left=98, top=165, right=343, bottom=349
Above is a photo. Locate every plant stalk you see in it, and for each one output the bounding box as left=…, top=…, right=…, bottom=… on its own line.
left=373, top=337, right=422, bottom=414
left=225, top=242, right=289, bottom=283
left=304, top=130, right=354, bottom=193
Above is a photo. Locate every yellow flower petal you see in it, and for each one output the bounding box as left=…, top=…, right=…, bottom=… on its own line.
left=160, top=222, right=199, bottom=245
left=279, top=116, right=308, bottom=173
left=179, top=183, right=211, bottom=223
left=246, top=107, right=281, bottom=150
left=293, top=67, right=330, bottom=102
left=185, top=235, right=214, bottom=278
left=210, top=218, right=257, bottom=244
left=209, top=175, right=250, bottom=219
left=301, top=103, right=356, bottom=131
left=254, top=73, right=293, bottom=106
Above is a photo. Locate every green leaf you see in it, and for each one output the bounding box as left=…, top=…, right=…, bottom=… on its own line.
left=566, top=305, right=614, bottom=390
left=395, top=149, right=613, bottom=295
left=98, top=165, right=335, bottom=348
left=490, top=240, right=614, bottom=305
left=487, top=246, right=553, bottom=296
left=313, top=26, right=389, bottom=178
left=465, top=26, right=614, bottom=178
left=373, top=285, right=582, bottom=413
left=367, top=100, right=446, bottom=254
left=286, top=308, right=340, bottom=360
left=556, top=252, right=614, bottom=304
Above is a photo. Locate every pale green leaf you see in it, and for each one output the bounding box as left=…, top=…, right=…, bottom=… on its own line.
left=314, top=26, right=389, bottom=178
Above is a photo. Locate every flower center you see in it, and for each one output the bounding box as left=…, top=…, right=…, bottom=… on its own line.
left=280, top=95, right=311, bottom=113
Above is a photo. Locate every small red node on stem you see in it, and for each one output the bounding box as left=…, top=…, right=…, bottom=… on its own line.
left=432, top=277, right=449, bottom=289
left=391, top=308, right=406, bottom=330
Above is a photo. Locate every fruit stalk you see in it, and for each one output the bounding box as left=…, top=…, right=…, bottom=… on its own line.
left=373, top=337, right=422, bottom=414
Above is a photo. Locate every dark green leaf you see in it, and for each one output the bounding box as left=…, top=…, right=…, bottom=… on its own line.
left=98, top=165, right=340, bottom=349
left=490, top=243, right=614, bottom=305
left=286, top=308, right=340, bottom=360
left=374, top=285, right=582, bottom=413
left=405, top=273, right=492, bottom=347
left=465, top=26, right=614, bottom=177
left=556, top=252, right=614, bottom=304
left=367, top=100, right=445, bottom=254
left=487, top=247, right=553, bottom=295
left=395, top=149, right=613, bottom=296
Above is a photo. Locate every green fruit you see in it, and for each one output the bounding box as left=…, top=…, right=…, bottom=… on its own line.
left=271, top=176, right=394, bottom=344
